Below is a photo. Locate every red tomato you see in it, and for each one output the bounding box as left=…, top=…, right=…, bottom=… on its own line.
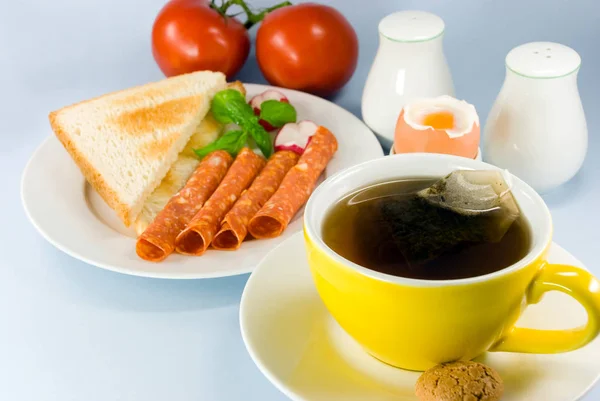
left=256, top=3, right=359, bottom=96
left=152, top=0, right=250, bottom=79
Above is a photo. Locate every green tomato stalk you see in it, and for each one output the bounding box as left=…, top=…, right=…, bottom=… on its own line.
left=210, top=0, right=292, bottom=29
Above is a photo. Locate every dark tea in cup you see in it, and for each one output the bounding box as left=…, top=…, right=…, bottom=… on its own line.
left=322, top=173, right=531, bottom=280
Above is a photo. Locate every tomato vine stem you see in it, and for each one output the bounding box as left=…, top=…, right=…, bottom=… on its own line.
left=210, top=0, right=291, bottom=29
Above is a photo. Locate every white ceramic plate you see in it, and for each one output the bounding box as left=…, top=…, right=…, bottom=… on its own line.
left=21, top=84, right=383, bottom=279
left=240, top=232, right=600, bottom=401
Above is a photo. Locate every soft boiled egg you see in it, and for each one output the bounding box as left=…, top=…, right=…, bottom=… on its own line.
left=394, top=96, right=480, bottom=159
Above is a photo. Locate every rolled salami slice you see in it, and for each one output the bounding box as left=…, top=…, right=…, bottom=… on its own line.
left=248, top=127, right=338, bottom=239
left=212, top=150, right=300, bottom=250
left=136, top=150, right=233, bottom=262
left=176, top=148, right=265, bottom=255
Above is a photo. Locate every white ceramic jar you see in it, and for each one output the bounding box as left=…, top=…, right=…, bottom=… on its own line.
left=483, top=42, right=587, bottom=193
left=361, top=11, right=455, bottom=148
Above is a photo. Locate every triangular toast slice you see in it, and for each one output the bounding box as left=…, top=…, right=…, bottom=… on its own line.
left=49, top=71, right=227, bottom=226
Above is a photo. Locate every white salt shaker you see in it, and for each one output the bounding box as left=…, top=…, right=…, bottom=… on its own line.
left=483, top=42, right=587, bottom=193
left=361, top=11, right=455, bottom=148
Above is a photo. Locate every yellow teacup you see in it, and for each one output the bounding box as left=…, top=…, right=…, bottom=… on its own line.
left=303, top=154, right=600, bottom=371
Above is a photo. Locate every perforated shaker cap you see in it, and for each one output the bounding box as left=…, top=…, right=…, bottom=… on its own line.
left=378, top=11, right=445, bottom=42
left=506, top=42, right=581, bottom=78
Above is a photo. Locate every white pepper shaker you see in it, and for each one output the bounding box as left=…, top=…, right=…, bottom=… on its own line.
left=483, top=42, right=587, bottom=193
left=361, top=11, right=455, bottom=148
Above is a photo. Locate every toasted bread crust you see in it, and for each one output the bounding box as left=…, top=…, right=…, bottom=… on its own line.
left=48, top=71, right=225, bottom=116
left=49, top=110, right=133, bottom=225
left=228, top=81, right=246, bottom=96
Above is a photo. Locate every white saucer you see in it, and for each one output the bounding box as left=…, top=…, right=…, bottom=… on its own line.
left=240, top=232, right=600, bottom=401
left=21, top=84, right=383, bottom=279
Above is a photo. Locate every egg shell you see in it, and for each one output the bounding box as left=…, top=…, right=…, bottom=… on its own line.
left=393, top=110, right=480, bottom=158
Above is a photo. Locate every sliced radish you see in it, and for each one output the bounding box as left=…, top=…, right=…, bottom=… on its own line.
left=274, top=120, right=319, bottom=155
left=249, top=90, right=289, bottom=131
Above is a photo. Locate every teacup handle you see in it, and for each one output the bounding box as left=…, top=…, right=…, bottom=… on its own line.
left=491, top=263, right=600, bottom=353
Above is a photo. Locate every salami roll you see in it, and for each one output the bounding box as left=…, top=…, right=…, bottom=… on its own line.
left=248, top=127, right=338, bottom=239
left=136, top=150, right=233, bottom=262
left=212, top=150, right=300, bottom=250
left=176, top=148, right=266, bottom=255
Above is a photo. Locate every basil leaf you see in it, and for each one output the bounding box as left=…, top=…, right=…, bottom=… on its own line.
left=245, top=117, right=273, bottom=158
left=211, top=89, right=254, bottom=125
left=259, top=100, right=297, bottom=128
left=194, top=130, right=247, bottom=158
left=232, top=131, right=249, bottom=155
left=208, top=88, right=274, bottom=158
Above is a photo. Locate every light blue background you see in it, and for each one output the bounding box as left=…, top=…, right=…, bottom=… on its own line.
left=1, top=0, right=599, bottom=399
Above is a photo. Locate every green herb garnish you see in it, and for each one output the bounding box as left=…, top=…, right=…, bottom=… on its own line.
left=194, top=130, right=247, bottom=159
left=211, top=89, right=272, bottom=158
left=259, top=100, right=297, bottom=128
left=195, top=89, right=297, bottom=159
left=210, top=89, right=251, bottom=125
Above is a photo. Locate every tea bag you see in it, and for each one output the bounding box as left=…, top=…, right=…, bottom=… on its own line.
left=379, top=170, right=520, bottom=265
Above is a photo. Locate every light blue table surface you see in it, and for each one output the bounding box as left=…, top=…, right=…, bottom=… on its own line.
left=1, top=0, right=598, bottom=399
